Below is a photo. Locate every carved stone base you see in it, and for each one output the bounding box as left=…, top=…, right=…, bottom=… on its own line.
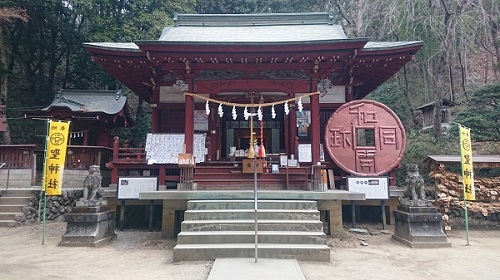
left=392, top=204, right=451, bottom=248
left=75, top=199, right=107, bottom=207
left=59, top=205, right=116, bottom=247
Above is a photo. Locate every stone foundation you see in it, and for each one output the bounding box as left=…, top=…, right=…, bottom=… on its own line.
left=392, top=201, right=451, bottom=248
left=59, top=205, right=116, bottom=247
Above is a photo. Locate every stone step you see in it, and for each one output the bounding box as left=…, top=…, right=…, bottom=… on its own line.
left=0, top=197, right=32, bottom=205
left=176, top=231, right=327, bottom=245
left=0, top=220, right=19, bottom=227
left=0, top=212, right=21, bottom=220
left=0, top=189, right=39, bottom=197
left=187, top=200, right=317, bottom=210
left=173, top=243, right=331, bottom=262
left=181, top=219, right=323, bottom=232
left=184, top=209, right=320, bottom=220
left=0, top=204, right=24, bottom=212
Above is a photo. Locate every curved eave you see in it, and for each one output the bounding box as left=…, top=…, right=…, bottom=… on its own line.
left=24, top=108, right=132, bottom=127
left=24, top=106, right=112, bottom=118
left=352, top=41, right=423, bottom=98
left=136, top=38, right=370, bottom=53
left=83, top=43, right=153, bottom=101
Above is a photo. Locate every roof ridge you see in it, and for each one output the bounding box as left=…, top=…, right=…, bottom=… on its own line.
left=174, top=12, right=334, bottom=27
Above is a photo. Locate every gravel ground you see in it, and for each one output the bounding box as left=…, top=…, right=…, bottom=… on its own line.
left=1, top=222, right=500, bottom=280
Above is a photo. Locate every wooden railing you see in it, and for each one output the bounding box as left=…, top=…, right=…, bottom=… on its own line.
left=0, top=145, right=37, bottom=169
left=111, top=137, right=146, bottom=163
left=35, top=145, right=113, bottom=171
left=65, top=145, right=113, bottom=170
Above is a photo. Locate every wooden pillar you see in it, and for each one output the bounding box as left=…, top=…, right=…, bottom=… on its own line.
left=310, top=88, right=320, bottom=164
left=83, top=129, right=89, bottom=146
left=213, top=104, right=221, bottom=159
left=110, top=136, right=119, bottom=185
left=288, top=100, right=297, bottom=157
left=151, top=86, right=160, bottom=133
left=346, top=78, right=354, bottom=102
left=207, top=97, right=217, bottom=161
left=284, top=105, right=289, bottom=154
left=184, top=82, right=194, bottom=154
left=389, top=170, right=396, bottom=186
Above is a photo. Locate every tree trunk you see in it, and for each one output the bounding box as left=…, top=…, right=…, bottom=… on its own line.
left=433, top=0, right=473, bottom=140
left=0, top=24, right=12, bottom=144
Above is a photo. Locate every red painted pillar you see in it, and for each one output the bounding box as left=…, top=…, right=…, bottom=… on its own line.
left=346, top=78, right=354, bottom=102
left=110, top=136, right=119, bottom=184
left=309, top=74, right=321, bottom=164
left=184, top=82, right=194, bottom=154
left=288, top=99, right=297, bottom=157
left=213, top=104, right=222, bottom=159
left=151, top=86, right=160, bottom=133
left=284, top=112, right=289, bottom=154
left=310, top=93, right=320, bottom=164
left=208, top=101, right=217, bottom=161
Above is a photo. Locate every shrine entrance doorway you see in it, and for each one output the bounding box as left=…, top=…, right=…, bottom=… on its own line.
left=220, top=106, right=285, bottom=159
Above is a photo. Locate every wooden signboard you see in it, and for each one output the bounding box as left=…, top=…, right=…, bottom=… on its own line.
left=242, top=159, right=264, bottom=173
left=178, top=153, right=195, bottom=167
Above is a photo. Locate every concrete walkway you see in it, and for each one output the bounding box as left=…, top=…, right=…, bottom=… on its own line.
left=207, top=258, right=306, bottom=280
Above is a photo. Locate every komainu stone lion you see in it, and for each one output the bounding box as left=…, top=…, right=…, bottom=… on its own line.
left=404, top=163, right=426, bottom=201
left=82, top=165, right=102, bottom=201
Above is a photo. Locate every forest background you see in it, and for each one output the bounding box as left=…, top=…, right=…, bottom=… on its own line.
left=0, top=0, right=499, bottom=184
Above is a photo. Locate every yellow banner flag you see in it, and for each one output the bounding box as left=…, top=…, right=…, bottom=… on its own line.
left=43, top=120, right=70, bottom=196
left=459, top=126, right=475, bottom=200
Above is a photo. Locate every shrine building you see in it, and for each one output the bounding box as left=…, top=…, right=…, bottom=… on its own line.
left=83, top=12, right=423, bottom=237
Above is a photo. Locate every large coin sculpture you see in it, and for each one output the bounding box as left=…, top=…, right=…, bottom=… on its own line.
left=324, top=100, right=406, bottom=176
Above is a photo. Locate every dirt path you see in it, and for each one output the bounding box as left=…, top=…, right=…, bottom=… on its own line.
left=0, top=223, right=499, bottom=280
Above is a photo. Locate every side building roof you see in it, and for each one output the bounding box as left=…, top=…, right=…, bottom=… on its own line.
left=23, top=89, right=134, bottom=126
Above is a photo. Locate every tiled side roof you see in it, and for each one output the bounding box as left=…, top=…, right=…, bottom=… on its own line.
left=42, top=89, right=127, bottom=115
left=426, top=155, right=500, bottom=164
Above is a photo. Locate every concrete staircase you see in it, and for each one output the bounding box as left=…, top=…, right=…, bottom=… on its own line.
left=0, top=188, right=39, bottom=227
left=173, top=199, right=330, bottom=262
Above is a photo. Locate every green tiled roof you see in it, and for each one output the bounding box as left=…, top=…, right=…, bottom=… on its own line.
left=156, top=12, right=347, bottom=43
left=43, top=89, right=127, bottom=115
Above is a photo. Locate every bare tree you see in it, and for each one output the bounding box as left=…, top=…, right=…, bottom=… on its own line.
left=432, top=0, right=475, bottom=140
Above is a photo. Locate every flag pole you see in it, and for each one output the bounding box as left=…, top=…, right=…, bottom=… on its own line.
left=40, top=119, right=50, bottom=245
left=42, top=191, right=48, bottom=245
left=38, top=119, right=49, bottom=223
left=462, top=184, right=470, bottom=246
left=457, top=123, right=474, bottom=246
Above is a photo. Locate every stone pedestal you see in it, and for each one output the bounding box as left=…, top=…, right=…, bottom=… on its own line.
left=392, top=200, right=451, bottom=248
left=59, top=205, right=117, bottom=247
